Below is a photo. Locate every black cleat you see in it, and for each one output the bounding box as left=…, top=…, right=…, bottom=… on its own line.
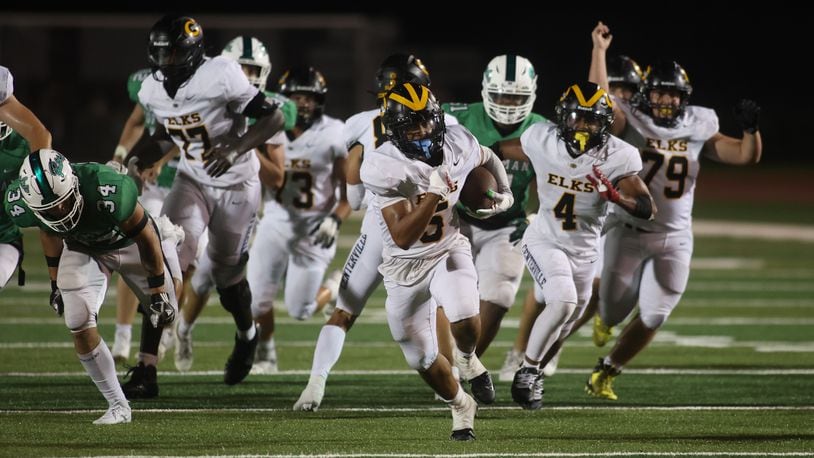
left=224, top=332, right=258, bottom=385
left=450, top=428, right=476, bottom=441
left=511, top=366, right=543, bottom=410
left=121, top=362, right=159, bottom=399
left=469, top=371, right=496, bottom=405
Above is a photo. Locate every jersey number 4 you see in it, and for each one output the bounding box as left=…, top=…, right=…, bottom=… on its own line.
left=553, top=192, right=577, bottom=231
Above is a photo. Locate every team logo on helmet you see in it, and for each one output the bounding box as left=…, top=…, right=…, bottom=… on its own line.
left=184, top=19, right=201, bottom=38
left=49, top=154, right=65, bottom=178
left=382, top=83, right=445, bottom=166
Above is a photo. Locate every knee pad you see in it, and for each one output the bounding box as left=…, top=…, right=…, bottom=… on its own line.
left=287, top=300, right=317, bottom=321
left=401, top=342, right=438, bottom=371
left=481, top=280, right=518, bottom=310
left=218, top=278, right=252, bottom=314
left=211, top=252, right=249, bottom=288
left=64, top=305, right=95, bottom=333
left=640, top=310, right=669, bottom=330
left=251, top=299, right=274, bottom=319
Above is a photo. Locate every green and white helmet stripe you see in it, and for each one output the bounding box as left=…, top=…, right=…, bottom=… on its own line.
left=221, top=36, right=272, bottom=91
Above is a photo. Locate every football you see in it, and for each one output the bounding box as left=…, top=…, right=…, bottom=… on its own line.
left=459, top=166, right=497, bottom=211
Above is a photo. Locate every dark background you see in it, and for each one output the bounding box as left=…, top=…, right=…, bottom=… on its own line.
left=0, top=8, right=801, bottom=165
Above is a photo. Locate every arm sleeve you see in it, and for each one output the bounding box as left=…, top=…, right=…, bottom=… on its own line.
left=347, top=183, right=366, bottom=211
left=478, top=145, right=511, bottom=193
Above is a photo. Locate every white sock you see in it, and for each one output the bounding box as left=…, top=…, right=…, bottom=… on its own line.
left=114, top=324, right=132, bottom=340
left=78, top=338, right=127, bottom=407
left=237, top=324, right=256, bottom=341
left=445, top=384, right=466, bottom=406
left=260, top=338, right=277, bottom=361
left=310, top=325, right=346, bottom=379
left=177, top=315, right=195, bottom=337
left=603, top=356, right=622, bottom=372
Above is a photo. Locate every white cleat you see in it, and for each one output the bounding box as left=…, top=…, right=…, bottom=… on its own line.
left=251, top=340, right=279, bottom=375
left=450, top=392, right=477, bottom=441
left=93, top=403, right=131, bottom=425
left=542, top=348, right=561, bottom=377
left=111, top=336, right=130, bottom=366
left=499, top=349, right=523, bottom=382
left=293, top=375, right=327, bottom=411
left=174, top=329, right=194, bottom=372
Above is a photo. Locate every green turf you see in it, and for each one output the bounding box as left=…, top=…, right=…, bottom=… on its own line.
left=1, top=202, right=813, bottom=456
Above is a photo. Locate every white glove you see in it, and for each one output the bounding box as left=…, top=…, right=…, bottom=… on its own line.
left=428, top=165, right=452, bottom=198
left=311, top=214, right=341, bottom=248
left=474, top=189, right=514, bottom=219
left=105, top=160, right=127, bottom=175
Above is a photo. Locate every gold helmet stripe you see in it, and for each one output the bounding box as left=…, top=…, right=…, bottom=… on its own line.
left=387, top=83, right=429, bottom=111
left=564, top=84, right=613, bottom=109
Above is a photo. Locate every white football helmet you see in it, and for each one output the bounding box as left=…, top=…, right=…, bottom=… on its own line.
left=221, top=36, right=272, bottom=91
left=19, top=149, right=84, bottom=233
left=481, top=54, right=538, bottom=125
left=0, top=122, right=12, bottom=141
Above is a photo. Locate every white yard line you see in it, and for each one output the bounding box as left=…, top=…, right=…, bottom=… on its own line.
left=3, top=368, right=814, bottom=377
left=73, top=453, right=814, bottom=458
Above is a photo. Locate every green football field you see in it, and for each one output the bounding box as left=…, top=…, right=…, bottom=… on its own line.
left=1, top=198, right=813, bottom=457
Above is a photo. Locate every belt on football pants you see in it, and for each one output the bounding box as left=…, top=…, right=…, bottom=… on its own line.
left=623, top=223, right=653, bottom=233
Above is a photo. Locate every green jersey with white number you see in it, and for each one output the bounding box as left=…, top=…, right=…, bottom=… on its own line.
left=442, top=101, right=545, bottom=229
left=0, top=131, right=29, bottom=243
left=5, top=162, right=139, bottom=251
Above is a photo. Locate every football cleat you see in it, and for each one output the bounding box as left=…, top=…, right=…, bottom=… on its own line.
left=293, top=374, right=327, bottom=411
left=174, top=326, right=194, bottom=372
left=224, top=332, right=259, bottom=385
left=93, top=402, right=131, bottom=425
left=592, top=314, right=614, bottom=347
left=449, top=391, right=477, bottom=441
left=454, top=349, right=495, bottom=404
left=499, top=349, right=523, bottom=382
left=511, top=366, right=544, bottom=410
left=121, top=362, right=158, bottom=399
left=586, top=357, right=621, bottom=401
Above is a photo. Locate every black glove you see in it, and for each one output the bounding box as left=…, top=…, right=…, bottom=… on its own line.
left=49, top=280, right=64, bottom=316
left=145, top=292, right=175, bottom=328
left=508, top=217, right=530, bottom=246
left=733, top=99, right=760, bottom=134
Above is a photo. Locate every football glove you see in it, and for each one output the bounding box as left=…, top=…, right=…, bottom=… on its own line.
left=586, top=165, right=620, bottom=203
left=733, top=99, right=760, bottom=134
left=474, top=189, right=514, bottom=219
left=310, top=214, right=342, bottom=249
left=49, top=280, right=64, bottom=317
left=145, top=292, right=175, bottom=328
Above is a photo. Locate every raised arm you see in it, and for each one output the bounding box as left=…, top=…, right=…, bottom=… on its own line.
left=588, top=21, right=627, bottom=136
left=0, top=94, right=51, bottom=151
left=703, top=100, right=762, bottom=165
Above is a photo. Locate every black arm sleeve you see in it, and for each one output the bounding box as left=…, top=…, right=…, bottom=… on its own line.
left=243, top=92, right=279, bottom=119
left=631, top=194, right=654, bottom=220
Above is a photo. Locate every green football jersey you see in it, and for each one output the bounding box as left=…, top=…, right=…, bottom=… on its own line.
left=0, top=131, right=30, bottom=243
left=442, top=101, right=545, bottom=229
left=5, top=162, right=140, bottom=251
left=263, top=90, right=298, bottom=131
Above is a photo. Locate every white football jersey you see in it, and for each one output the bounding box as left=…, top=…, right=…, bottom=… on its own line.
left=522, top=122, right=642, bottom=261
left=263, top=115, right=347, bottom=220
left=0, top=66, right=13, bottom=104
left=345, top=108, right=460, bottom=210
left=361, top=124, right=483, bottom=261
left=139, top=56, right=263, bottom=187
left=616, top=99, right=719, bottom=232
